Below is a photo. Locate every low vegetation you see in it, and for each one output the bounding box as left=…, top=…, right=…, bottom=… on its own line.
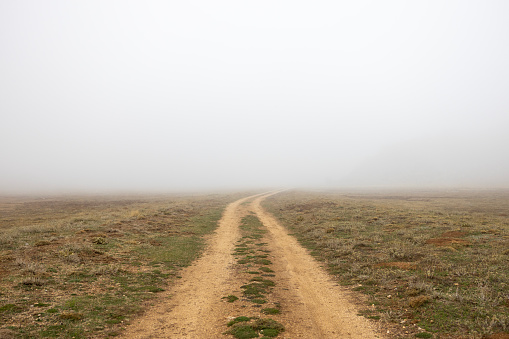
left=0, top=194, right=236, bottom=338
left=263, top=190, right=509, bottom=338
left=226, top=317, right=285, bottom=339
left=223, top=214, right=284, bottom=338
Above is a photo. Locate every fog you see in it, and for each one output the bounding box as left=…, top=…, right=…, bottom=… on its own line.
left=1, top=1, right=508, bottom=193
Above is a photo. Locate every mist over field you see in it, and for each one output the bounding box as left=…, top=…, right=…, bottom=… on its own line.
left=1, top=1, right=508, bottom=193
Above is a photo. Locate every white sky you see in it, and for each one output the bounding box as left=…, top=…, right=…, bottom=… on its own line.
left=1, top=1, right=508, bottom=192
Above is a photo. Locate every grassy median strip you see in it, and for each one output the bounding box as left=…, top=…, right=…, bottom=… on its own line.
left=0, top=194, right=233, bottom=338
left=263, top=190, right=509, bottom=338
left=223, top=214, right=284, bottom=338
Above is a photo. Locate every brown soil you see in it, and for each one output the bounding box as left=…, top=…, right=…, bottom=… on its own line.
left=425, top=238, right=471, bottom=246
left=440, top=231, right=467, bottom=238
left=426, top=230, right=471, bottom=247
left=121, top=192, right=383, bottom=338
left=486, top=333, right=509, bottom=339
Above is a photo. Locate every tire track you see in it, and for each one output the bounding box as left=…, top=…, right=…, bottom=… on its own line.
left=121, top=194, right=259, bottom=338
left=252, top=192, right=382, bottom=338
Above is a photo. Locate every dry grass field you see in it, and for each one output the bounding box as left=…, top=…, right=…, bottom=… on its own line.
left=263, top=190, right=509, bottom=338
left=0, top=193, right=239, bottom=338
left=2, top=190, right=508, bottom=339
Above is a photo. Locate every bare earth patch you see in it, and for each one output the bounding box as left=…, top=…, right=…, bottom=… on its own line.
left=425, top=238, right=471, bottom=246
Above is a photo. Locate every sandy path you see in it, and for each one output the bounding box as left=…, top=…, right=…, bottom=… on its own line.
left=122, top=192, right=382, bottom=338
left=252, top=193, right=381, bottom=338
left=120, top=194, right=258, bottom=338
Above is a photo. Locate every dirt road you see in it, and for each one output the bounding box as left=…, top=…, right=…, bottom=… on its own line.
left=122, top=192, right=381, bottom=338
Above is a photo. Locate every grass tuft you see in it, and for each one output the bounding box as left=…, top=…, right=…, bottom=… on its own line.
left=227, top=316, right=251, bottom=327
left=261, top=308, right=280, bottom=315
left=226, top=318, right=285, bottom=339
left=223, top=295, right=239, bottom=303
left=59, top=312, right=84, bottom=321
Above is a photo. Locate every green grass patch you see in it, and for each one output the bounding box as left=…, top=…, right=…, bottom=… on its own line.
left=259, top=267, right=274, bottom=273
left=250, top=277, right=275, bottom=287
left=260, top=328, right=279, bottom=337
left=227, top=316, right=251, bottom=327
left=34, top=303, right=50, bottom=307
left=226, top=212, right=284, bottom=336
left=226, top=318, right=284, bottom=339
left=135, top=236, right=204, bottom=269
left=241, top=283, right=267, bottom=298
left=261, top=308, right=280, bottom=315
left=228, top=324, right=259, bottom=339
left=223, top=295, right=239, bottom=303
left=256, top=259, right=272, bottom=265
left=0, top=303, right=20, bottom=313
left=250, top=299, right=267, bottom=304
